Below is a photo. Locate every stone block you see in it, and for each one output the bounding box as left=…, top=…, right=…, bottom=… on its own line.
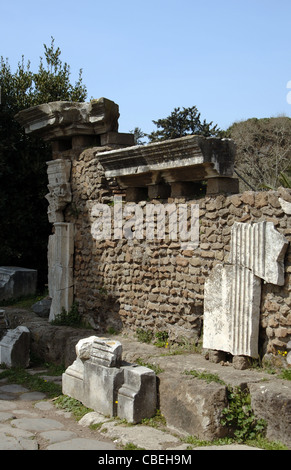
left=62, top=336, right=157, bottom=422
left=148, top=183, right=171, bottom=199
left=117, top=365, right=157, bottom=423
left=158, top=372, right=228, bottom=440
left=0, top=267, right=37, bottom=302
left=45, top=159, right=72, bottom=223
left=125, top=187, right=147, bottom=202
left=83, top=361, right=124, bottom=417
left=89, top=337, right=122, bottom=367
left=0, top=326, right=30, bottom=368
left=48, top=223, right=74, bottom=321
left=248, top=381, right=291, bottom=448
left=100, top=132, right=134, bottom=148
left=62, top=357, right=85, bottom=403
left=170, top=181, right=200, bottom=197
left=203, top=264, right=261, bottom=357
left=229, top=221, right=289, bottom=285
left=32, top=297, right=52, bottom=318
left=15, top=98, right=120, bottom=140
left=206, top=177, right=239, bottom=195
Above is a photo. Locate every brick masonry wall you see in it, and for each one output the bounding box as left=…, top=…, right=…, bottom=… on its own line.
left=65, top=147, right=291, bottom=357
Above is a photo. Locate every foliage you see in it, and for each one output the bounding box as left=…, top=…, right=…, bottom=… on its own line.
left=141, top=409, right=167, bottom=428
left=135, top=328, right=153, bottom=344
left=0, top=366, right=62, bottom=398
left=129, top=126, right=147, bottom=145
left=154, top=331, right=169, bottom=348
left=183, top=369, right=225, bottom=385
left=135, top=358, right=164, bottom=375
left=50, top=302, right=83, bottom=327
left=220, top=386, right=267, bottom=442
left=226, top=117, right=291, bottom=191
left=0, top=37, right=87, bottom=288
left=147, top=106, right=222, bottom=142
left=54, top=395, right=93, bottom=421
left=280, top=368, right=291, bottom=381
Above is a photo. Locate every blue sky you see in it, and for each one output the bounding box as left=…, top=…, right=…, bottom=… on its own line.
left=1, top=0, right=291, bottom=135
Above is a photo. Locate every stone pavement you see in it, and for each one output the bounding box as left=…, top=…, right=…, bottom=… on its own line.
left=0, top=369, right=261, bottom=451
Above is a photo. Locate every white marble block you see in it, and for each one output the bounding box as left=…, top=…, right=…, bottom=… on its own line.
left=229, top=221, right=289, bottom=286
left=48, top=222, right=74, bottom=321
left=203, top=264, right=261, bottom=357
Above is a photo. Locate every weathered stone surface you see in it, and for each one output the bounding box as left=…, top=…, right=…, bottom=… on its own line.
left=97, top=135, right=236, bottom=188
left=62, top=336, right=157, bottom=423
left=32, top=297, right=52, bottom=318
left=248, top=380, right=291, bottom=448
left=229, top=221, right=289, bottom=285
left=203, top=264, right=262, bottom=357
left=0, top=267, right=37, bottom=302
left=279, top=197, right=291, bottom=215
left=0, top=326, right=30, bottom=368
left=89, top=337, right=122, bottom=367
left=117, top=365, right=157, bottom=423
left=158, top=372, right=228, bottom=440
left=45, top=159, right=72, bottom=223
left=48, top=223, right=74, bottom=321
left=0, top=309, right=7, bottom=330
left=15, top=98, right=119, bottom=140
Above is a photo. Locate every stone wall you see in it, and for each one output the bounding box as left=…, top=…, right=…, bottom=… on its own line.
left=65, top=146, right=291, bottom=358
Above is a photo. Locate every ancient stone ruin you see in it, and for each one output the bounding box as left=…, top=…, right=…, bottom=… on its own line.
left=0, top=266, right=37, bottom=302
left=203, top=221, right=289, bottom=358
left=0, top=308, right=30, bottom=368
left=62, top=336, right=156, bottom=423
left=15, top=98, right=291, bottom=366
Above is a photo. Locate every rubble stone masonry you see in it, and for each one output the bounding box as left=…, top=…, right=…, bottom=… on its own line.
left=64, top=146, right=291, bottom=357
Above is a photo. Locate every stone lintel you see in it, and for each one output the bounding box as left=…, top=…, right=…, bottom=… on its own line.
left=98, top=135, right=235, bottom=185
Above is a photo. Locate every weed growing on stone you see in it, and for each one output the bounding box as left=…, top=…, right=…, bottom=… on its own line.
left=280, top=368, right=291, bottom=380
left=135, top=358, right=164, bottom=375
left=54, top=395, right=93, bottom=421
left=220, top=386, right=267, bottom=442
left=51, top=302, right=89, bottom=327
left=0, top=367, right=62, bottom=398
left=183, top=369, right=225, bottom=385
left=135, top=328, right=153, bottom=344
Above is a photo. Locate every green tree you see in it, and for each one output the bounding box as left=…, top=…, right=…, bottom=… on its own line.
left=0, top=37, right=87, bottom=288
left=147, top=106, right=222, bottom=142
left=129, top=126, right=147, bottom=145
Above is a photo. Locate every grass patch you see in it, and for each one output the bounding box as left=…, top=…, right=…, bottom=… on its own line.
left=0, top=366, right=62, bottom=398
left=182, top=435, right=288, bottom=450
left=183, top=369, right=225, bottom=385
left=0, top=293, right=47, bottom=309
left=50, top=302, right=91, bottom=328
left=141, top=409, right=167, bottom=429
left=135, top=358, right=164, bottom=375
left=220, top=386, right=267, bottom=442
left=54, top=395, right=93, bottom=421
left=280, top=368, right=291, bottom=381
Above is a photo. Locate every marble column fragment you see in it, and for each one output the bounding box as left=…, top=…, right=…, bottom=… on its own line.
left=203, top=264, right=261, bottom=357
left=229, top=221, right=289, bottom=286
left=48, top=222, right=74, bottom=321
left=203, top=221, right=289, bottom=358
